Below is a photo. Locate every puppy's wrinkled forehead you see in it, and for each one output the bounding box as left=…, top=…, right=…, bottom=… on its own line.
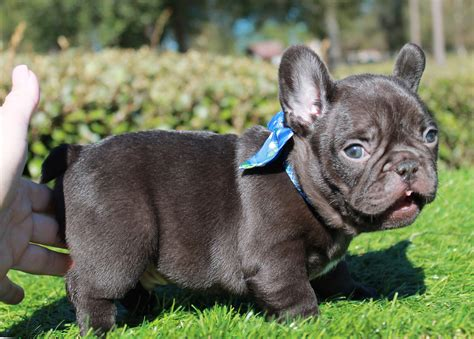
left=331, top=75, right=431, bottom=141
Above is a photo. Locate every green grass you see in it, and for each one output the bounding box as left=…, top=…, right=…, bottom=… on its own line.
left=1, top=169, right=473, bottom=338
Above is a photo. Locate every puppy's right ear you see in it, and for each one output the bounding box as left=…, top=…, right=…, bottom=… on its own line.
left=279, top=45, right=333, bottom=136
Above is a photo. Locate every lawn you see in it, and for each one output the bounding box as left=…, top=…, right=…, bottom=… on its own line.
left=1, top=169, right=472, bottom=338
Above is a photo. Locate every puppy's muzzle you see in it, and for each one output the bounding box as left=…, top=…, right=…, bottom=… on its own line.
left=395, top=159, right=419, bottom=182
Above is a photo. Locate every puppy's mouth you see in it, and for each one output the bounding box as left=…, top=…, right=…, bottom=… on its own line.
left=382, top=191, right=422, bottom=228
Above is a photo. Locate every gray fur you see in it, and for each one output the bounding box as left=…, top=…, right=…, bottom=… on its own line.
left=42, top=43, right=437, bottom=335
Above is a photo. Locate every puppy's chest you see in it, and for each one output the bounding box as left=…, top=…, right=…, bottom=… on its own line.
left=306, top=233, right=352, bottom=280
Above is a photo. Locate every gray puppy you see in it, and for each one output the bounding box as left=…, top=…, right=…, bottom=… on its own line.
left=42, top=43, right=438, bottom=335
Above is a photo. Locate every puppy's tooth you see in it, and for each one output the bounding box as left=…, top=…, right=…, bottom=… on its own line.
left=406, top=190, right=413, bottom=196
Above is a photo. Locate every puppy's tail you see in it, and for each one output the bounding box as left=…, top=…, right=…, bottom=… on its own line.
left=41, top=144, right=82, bottom=183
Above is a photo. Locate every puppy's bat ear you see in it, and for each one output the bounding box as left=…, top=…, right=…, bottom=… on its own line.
left=393, top=43, right=426, bottom=92
left=278, top=45, right=334, bottom=136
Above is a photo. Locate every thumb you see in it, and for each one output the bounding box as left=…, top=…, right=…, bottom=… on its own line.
left=1, top=65, right=40, bottom=123
left=0, top=65, right=40, bottom=208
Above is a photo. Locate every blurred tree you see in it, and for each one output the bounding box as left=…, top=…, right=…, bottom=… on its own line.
left=190, top=0, right=322, bottom=54
left=338, top=1, right=385, bottom=52
left=0, top=0, right=79, bottom=52
left=453, top=0, right=467, bottom=55
left=324, top=0, right=342, bottom=68
left=375, top=0, right=406, bottom=52
left=297, top=0, right=362, bottom=65
left=440, top=0, right=474, bottom=53
left=1, top=0, right=473, bottom=57
left=0, top=0, right=168, bottom=51
left=431, top=0, right=446, bottom=64
left=75, top=0, right=167, bottom=49
left=409, top=0, right=422, bottom=46
left=163, top=0, right=209, bottom=52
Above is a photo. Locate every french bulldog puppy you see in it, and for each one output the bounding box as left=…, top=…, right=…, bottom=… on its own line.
left=42, top=43, right=438, bottom=335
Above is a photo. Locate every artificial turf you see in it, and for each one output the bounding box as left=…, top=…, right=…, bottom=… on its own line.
left=1, top=169, right=472, bottom=338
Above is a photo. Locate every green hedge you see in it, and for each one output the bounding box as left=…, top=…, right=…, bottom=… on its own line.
left=0, top=48, right=472, bottom=179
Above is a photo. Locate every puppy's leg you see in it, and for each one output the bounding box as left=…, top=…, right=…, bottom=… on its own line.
left=66, top=251, right=153, bottom=336
left=247, top=241, right=318, bottom=320
left=66, top=272, right=116, bottom=336
left=310, top=260, right=377, bottom=300
left=63, top=184, right=158, bottom=334
left=66, top=228, right=155, bottom=335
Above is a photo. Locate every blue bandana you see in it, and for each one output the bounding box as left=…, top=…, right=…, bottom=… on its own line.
left=239, top=111, right=313, bottom=206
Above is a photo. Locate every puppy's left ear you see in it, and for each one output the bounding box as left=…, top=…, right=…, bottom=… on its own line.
left=279, top=45, right=334, bottom=136
left=393, top=43, right=426, bottom=92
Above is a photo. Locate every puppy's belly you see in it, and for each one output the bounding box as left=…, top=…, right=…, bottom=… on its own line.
left=139, top=258, right=345, bottom=291
left=140, top=264, right=169, bottom=291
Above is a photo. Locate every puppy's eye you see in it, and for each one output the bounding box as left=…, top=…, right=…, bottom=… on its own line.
left=423, top=128, right=438, bottom=144
left=344, top=144, right=365, bottom=159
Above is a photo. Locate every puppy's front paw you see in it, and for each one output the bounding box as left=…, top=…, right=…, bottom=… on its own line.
left=272, top=303, right=319, bottom=322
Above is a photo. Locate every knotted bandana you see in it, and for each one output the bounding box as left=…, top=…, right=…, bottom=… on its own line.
left=239, top=111, right=313, bottom=206
left=239, top=111, right=293, bottom=169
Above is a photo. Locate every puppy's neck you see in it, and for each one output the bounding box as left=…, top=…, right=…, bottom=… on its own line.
left=288, top=136, right=359, bottom=236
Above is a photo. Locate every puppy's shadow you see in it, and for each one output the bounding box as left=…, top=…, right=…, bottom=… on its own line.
left=1, top=291, right=255, bottom=337
left=2, top=240, right=424, bottom=336
left=116, top=288, right=258, bottom=328
left=2, top=296, right=76, bottom=337
left=346, top=240, right=425, bottom=299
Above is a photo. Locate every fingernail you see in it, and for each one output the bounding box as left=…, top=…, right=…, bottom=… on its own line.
left=12, top=65, right=29, bottom=86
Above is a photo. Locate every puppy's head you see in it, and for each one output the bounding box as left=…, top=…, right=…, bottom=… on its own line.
left=279, top=44, right=438, bottom=232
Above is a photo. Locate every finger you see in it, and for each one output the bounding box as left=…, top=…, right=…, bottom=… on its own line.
left=1, top=65, right=40, bottom=123
left=0, top=66, right=40, bottom=208
left=13, top=244, right=70, bottom=276
left=24, top=179, right=54, bottom=213
left=0, top=275, right=24, bottom=305
left=32, top=213, right=65, bottom=248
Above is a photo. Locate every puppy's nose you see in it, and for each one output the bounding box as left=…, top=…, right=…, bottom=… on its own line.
left=395, top=160, right=419, bottom=180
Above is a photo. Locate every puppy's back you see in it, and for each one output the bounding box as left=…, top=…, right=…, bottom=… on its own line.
left=42, top=130, right=246, bottom=293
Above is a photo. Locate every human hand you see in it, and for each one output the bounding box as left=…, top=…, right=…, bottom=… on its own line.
left=0, top=65, right=70, bottom=305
